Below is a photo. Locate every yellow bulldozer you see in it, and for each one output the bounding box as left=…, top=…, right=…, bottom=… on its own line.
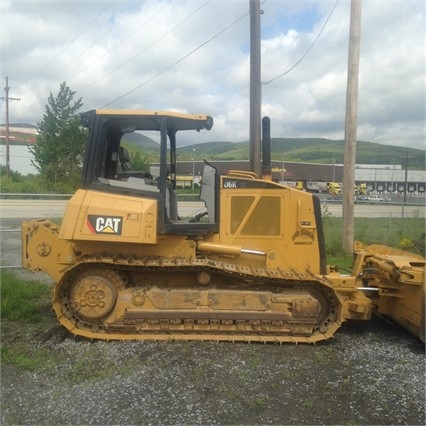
left=22, top=109, right=425, bottom=343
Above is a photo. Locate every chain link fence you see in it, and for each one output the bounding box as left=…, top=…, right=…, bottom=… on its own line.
left=0, top=193, right=207, bottom=269
left=2, top=193, right=425, bottom=270
left=0, top=193, right=205, bottom=222
left=0, top=193, right=72, bottom=222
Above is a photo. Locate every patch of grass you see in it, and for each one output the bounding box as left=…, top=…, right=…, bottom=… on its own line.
left=323, top=217, right=425, bottom=268
left=301, top=398, right=315, bottom=409
left=313, top=347, right=334, bottom=364
left=0, top=270, right=51, bottom=322
left=63, top=351, right=120, bottom=384
left=1, top=345, right=57, bottom=371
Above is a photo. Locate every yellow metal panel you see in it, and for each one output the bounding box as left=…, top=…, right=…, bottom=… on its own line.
left=59, top=189, right=86, bottom=240
left=61, top=190, right=158, bottom=244
left=218, top=178, right=322, bottom=274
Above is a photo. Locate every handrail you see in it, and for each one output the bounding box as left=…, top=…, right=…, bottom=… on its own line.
left=227, top=170, right=258, bottom=179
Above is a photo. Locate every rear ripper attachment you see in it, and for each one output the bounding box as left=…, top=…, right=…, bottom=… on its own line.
left=353, top=242, right=426, bottom=342
left=53, top=256, right=342, bottom=343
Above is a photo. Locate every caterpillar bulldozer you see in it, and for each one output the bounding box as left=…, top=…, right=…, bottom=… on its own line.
left=22, top=109, right=425, bottom=343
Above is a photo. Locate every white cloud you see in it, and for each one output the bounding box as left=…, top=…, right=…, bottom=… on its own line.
left=0, top=0, right=424, bottom=150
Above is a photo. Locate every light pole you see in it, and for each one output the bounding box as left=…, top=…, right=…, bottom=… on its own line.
left=192, top=148, right=196, bottom=189
left=402, top=150, right=409, bottom=222
left=391, top=158, right=395, bottom=193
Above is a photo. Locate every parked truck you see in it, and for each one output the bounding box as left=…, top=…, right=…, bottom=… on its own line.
left=296, top=180, right=342, bottom=195
left=356, top=182, right=368, bottom=195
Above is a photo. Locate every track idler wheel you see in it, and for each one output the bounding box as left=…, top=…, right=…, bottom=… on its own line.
left=69, top=269, right=124, bottom=323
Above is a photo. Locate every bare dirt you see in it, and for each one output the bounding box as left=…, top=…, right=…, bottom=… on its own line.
left=1, top=221, right=425, bottom=425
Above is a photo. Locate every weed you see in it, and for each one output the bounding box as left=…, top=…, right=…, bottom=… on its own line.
left=1, top=270, right=51, bottom=322
left=302, top=398, right=315, bottom=409
left=323, top=217, right=425, bottom=258
left=1, top=344, right=57, bottom=371
left=253, top=397, right=268, bottom=408
left=65, top=353, right=118, bottom=384
left=313, top=347, right=333, bottom=364
left=249, top=350, right=262, bottom=368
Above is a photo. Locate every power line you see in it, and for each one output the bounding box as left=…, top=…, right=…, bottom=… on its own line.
left=69, top=0, right=173, bottom=87
left=79, top=0, right=207, bottom=94
left=100, top=9, right=249, bottom=108
left=27, top=1, right=115, bottom=82
left=47, top=0, right=147, bottom=82
left=262, top=0, right=339, bottom=85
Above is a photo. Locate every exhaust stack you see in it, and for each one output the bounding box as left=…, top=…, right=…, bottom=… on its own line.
left=262, top=116, right=272, bottom=180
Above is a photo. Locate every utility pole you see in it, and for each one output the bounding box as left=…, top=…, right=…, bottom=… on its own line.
left=249, top=0, right=262, bottom=177
left=1, top=77, right=21, bottom=177
left=342, top=0, right=362, bottom=253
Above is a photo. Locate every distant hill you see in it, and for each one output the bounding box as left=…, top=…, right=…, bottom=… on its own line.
left=122, top=134, right=424, bottom=169
left=5, top=123, right=424, bottom=169
left=178, top=138, right=425, bottom=169
left=122, top=132, right=160, bottom=151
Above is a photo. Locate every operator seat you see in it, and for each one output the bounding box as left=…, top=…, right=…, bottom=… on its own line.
left=118, top=146, right=133, bottom=172
left=117, top=146, right=152, bottom=180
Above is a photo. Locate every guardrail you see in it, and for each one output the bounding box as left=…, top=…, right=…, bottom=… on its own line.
left=1, top=192, right=425, bottom=221
left=1, top=194, right=425, bottom=270
left=0, top=193, right=206, bottom=270
left=318, top=193, right=425, bottom=205
left=0, top=194, right=71, bottom=220
left=0, top=193, right=204, bottom=221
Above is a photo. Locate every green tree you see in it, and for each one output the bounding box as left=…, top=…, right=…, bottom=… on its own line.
left=30, top=82, right=87, bottom=189
left=130, top=150, right=151, bottom=173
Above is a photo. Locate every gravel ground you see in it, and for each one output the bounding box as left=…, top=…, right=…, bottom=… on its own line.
left=1, top=220, right=425, bottom=425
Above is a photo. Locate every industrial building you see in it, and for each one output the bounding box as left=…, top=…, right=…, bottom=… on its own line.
left=161, top=160, right=426, bottom=194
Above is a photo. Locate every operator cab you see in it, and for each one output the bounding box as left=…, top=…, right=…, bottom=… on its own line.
left=80, top=109, right=218, bottom=234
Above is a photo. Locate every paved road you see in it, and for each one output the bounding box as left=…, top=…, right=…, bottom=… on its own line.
left=323, top=202, right=425, bottom=218
left=1, top=198, right=424, bottom=220
left=0, top=200, right=207, bottom=220
left=0, top=199, right=68, bottom=220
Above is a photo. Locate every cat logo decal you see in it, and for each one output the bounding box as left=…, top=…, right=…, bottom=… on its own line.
left=87, top=215, right=123, bottom=235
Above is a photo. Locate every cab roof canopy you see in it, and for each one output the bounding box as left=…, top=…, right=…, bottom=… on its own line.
left=81, top=109, right=213, bottom=133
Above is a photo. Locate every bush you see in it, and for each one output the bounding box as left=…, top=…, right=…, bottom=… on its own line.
left=0, top=172, right=76, bottom=194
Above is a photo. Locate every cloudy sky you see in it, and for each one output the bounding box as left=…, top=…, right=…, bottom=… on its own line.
left=1, top=0, right=425, bottom=149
